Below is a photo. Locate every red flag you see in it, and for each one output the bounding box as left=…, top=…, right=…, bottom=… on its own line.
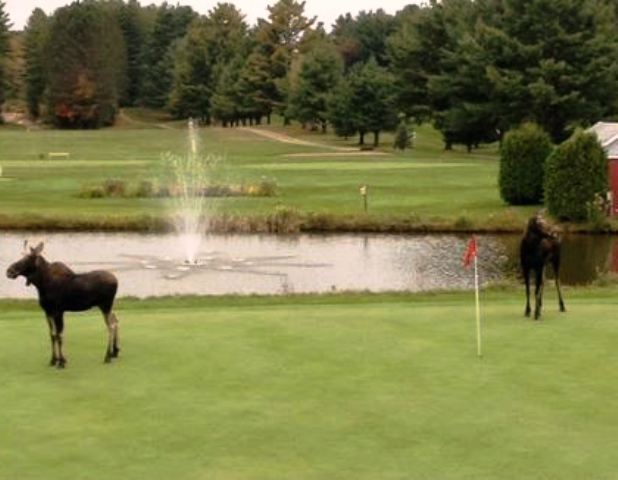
left=462, top=236, right=477, bottom=269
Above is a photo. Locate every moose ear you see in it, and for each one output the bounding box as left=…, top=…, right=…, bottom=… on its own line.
left=22, top=240, right=29, bottom=253
left=30, top=242, right=44, bottom=255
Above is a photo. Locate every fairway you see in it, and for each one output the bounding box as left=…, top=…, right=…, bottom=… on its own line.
left=2, top=289, right=618, bottom=479
left=0, top=114, right=542, bottom=231
left=255, top=161, right=483, bottom=170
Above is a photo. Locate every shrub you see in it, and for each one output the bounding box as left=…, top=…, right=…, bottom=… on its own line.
left=267, top=205, right=301, bottom=233
left=103, top=179, right=127, bottom=197
left=544, top=130, right=608, bottom=221
left=499, top=123, right=552, bottom=205
left=78, top=185, right=105, bottom=198
left=393, top=120, right=412, bottom=150
left=254, top=177, right=278, bottom=197
left=135, top=180, right=155, bottom=198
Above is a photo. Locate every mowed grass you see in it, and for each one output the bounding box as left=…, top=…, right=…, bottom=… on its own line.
left=1, top=289, right=618, bottom=479
left=0, top=112, right=539, bottom=230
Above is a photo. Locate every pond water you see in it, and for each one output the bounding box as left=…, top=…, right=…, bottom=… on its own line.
left=0, top=232, right=615, bottom=299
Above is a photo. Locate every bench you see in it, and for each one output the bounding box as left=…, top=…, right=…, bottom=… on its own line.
left=48, top=152, right=70, bottom=159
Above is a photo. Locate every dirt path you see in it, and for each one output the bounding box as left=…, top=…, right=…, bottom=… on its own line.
left=118, top=109, right=176, bottom=130
left=1, top=112, right=37, bottom=129
left=241, top=127, right=363, bottom=152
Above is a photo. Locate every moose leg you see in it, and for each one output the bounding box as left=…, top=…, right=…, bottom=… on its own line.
left=102, top=310, right=118, bottom=363
left=552, top=257, right=566, bottom=313
left=534, top=267, right=544, bottom=320
left=46, top=315, right=58, bottom=366
left=110, top=312, right=120, bottom=358
left=523, top=267, right=531, bottom=317
left=54, top=314, right=66, bottom=368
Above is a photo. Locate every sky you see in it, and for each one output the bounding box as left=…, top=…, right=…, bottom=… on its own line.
left=5, top=0, right=419, bottom=31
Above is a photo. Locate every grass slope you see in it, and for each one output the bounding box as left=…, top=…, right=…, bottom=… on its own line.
left=1, top=289, right=618, bottom=479
left=0, top=111, right=542, bottom=232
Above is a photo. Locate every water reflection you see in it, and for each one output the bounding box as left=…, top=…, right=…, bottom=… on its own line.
left=493, top=234, right=613, bottom=285
left=0, top=232, right=616, bottom=298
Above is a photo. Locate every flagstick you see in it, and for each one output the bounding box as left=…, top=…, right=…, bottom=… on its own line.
left=474, top=255, right=482, bottom=358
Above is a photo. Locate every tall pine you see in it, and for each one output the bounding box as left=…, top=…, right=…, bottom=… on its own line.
left=0, top=0, right=11, bottom=121
left=140, top=3, right=195, bottom=108
left=24, top=8, right=48, bottom=118
left=46, top=2, right=127, bottom=128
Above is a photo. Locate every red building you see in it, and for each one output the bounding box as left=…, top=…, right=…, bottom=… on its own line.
left=590, top=122, right=618, bottom=216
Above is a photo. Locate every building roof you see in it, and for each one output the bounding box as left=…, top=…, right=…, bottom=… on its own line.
left=589, top=122, right=618, bottom=148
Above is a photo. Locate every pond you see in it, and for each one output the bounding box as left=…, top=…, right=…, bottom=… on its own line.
left=0, top=232, right=615, bottom=299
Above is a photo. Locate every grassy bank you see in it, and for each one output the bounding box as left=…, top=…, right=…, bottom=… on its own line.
left=0, top=113, right=545, bottom=233
left=2, top=288, right=618, bottom=479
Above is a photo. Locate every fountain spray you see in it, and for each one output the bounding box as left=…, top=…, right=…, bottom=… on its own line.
left=166, top=118, right=218, bottom=264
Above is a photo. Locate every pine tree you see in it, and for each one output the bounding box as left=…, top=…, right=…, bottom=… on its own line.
left=46, top=2, right=127, bottom=128
left=332, top=9, right=397, bottom=68
left=117, top=0, right=145, bottom=106
left=348, top=58, right=397, bottom=146
left=327, top=77, right=358, bottom=139
left=0, top=0, right=12, bottom=120
left=24, top=8, right=48, bottom=118
left=140, top=3, right=195, bottom=108
left=250, top=0, right=315, bottom=121
left=169, top=3, right=248, bottom=120
left=287, top=40, right=343, bottom=131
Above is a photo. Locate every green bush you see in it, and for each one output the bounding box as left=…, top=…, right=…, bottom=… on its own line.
left=393, top=120, right=412, bottom=150
left=135, top=180, right=156, bottom=198
left=103, top=179, right=127, bottom=197
left=499, top=123, right=552, bottom=205
left=544, top=130, right=608, bottom=221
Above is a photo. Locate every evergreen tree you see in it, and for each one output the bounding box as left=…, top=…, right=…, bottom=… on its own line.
left=250, top=0, right=315, bottom=121
left=328, top=59, right=397, bottom=146
left=348, top=58, right=397, bottom=146
left=140, top=3, right=195, bottom=108
left=211, top=55, right=246, bottom=126
left=327, top=76, right=359, bottom=139
left=117, top=0, right=146, bottom=106
left=287, top=40, right=343, bottom=131
left=169, top=3, right=248, bottom=121
left=331, top=9, right=397, bottom=68
left=5, top=31, right=24, bottom=102
left=388, top=0, right=489, bottom=149
left=0, top=0, right=11, bottom=120
left=24, top=8, right=49, bottom=118
left=476, top=0, right=618, bottom=142
left=46, top=2, right=127, bottom=128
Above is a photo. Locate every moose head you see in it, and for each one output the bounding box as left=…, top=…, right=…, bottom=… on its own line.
left=6, top=241, right=45, bottom=286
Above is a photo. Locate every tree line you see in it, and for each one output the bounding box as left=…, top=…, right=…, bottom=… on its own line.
left=1, top=0, right=618, bottom=148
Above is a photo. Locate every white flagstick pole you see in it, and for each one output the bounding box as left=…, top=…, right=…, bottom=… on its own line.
left=474, top=254, right=482, bottom=358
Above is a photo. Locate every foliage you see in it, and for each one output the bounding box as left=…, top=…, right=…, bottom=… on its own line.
left=393, top=118, right=412, bottom=150
left=389, top=0, right=618, bottom=146
left=544, top=130, right=608, bottom=221
left=248, top=0, right=315, bottom=121
left=45, top=2, right=127, bottom=128
left=287, top=40, right=343, bottom=131
left=23, top=8, right=48, bottom=118
left=169, top=3, right=248, bottom=121
left=499, top=123, right=553, bottom=205
left=140, top=3, right=195, bottom=108
left=475, top=0, right=618, bottom=142
left=328, top=58, right=398, bottom=146
left=326, top=77, right=358, bottom=139
left=0, top=0, right=11, bottom=119
left=331, top=9, right=398, bottom=68
left=116, top=0, right=147, bottom=106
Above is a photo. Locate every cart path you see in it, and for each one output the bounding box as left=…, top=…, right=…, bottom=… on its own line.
left=241, top=127, right=365, bottom=152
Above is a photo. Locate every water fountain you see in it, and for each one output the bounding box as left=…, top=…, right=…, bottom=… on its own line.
left=167, top=118, right=218, bottom=264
